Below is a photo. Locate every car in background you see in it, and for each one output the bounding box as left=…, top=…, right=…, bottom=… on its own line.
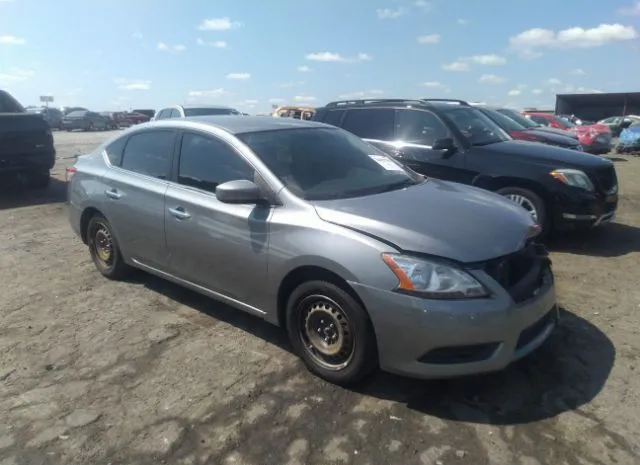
left=26, top=107, right=64, bottom=130
left=495, top=108, right=579, bottom=140
left=152, top=104, right=241, bottom=120
left=522, top=111, right=613, bottom=154
left=68, top=115, right=556, bottom=385
left=598, top=115, right=640, bottom=137
left=0, top=89, right=55, bottom=188
left=99, top=112, right=123, bottom=129
left=131, top=109, right=155, bottom=119
left=471, top=105, right=583, bottom=151
left=123, top=111, right=151, bottom=125
left=272, top=105, right=316, bottom=120
left=62, top=106, right=88, bottom=115
left=62, top=110, right=110, bottom=131
left=313, top=98, right=618, bottom=237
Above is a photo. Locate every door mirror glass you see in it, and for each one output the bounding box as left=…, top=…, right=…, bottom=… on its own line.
left=216, top=180, right=263, bottom=204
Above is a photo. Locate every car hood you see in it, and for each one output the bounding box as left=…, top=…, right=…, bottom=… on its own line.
left=313, top=179, right=536, bottom=263
left=477, top=140, right=613, bottom=169
left=523, top=128, right=579, bottom=146
left=534, top=126, right=579, bottom=139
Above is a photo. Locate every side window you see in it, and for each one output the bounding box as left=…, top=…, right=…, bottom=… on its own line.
left=169, top=109, right=180, bottom=118
left=341, top=109, right=395, bottom=140
left=156, top=109, right=170, bottom=120
left=104, top=136, right=128, bottom=166
left=121, top=130, right=175, bottom=179
left=395, top=110, right=451, bottom=146
left=321, top=110, right=345, bottom=127
left=178, top=132, right=254, bottom=194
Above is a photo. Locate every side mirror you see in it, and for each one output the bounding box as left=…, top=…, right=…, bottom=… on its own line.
left=216, top=179, right=264, bottom=204
left=432, top=138, right=457, bottom=157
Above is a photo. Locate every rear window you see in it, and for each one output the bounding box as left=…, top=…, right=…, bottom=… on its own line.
left=67, top=111, right=87, bottom=117
left=184, top=108, right=241, bottom=117
left=0, top=91, right=25, bottom=113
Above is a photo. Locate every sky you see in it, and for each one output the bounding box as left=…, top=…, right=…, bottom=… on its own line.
left=1, top=0, right=639, bottom=113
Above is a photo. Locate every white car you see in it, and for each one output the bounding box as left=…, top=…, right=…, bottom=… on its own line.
left=153, top=104, right=241, bottom=121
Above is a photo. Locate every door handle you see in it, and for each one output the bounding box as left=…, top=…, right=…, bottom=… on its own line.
left=105, top=189, right=122, bottom=200
left=168, top=207, right=191, bottom=220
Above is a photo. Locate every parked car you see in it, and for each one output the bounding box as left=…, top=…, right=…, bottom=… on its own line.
left=26, top=106, right=64, bottom=130
left=153, top=104, right=241, bottom=120
left=616, top=124, right=640, bottom=154
left=313, top=98, right=618, bottom=237
left=122, top=111, right=151, bottom=125
left=131, top=109, right=155, bottom=119
left=499, top=109, right=579, bottom=139
left=62, top=106, right=88, bottom=115
left=472, top=105, right=583, bottom=151
left=67, top=116, right=556, bottom=385
left=0, top=90, right=55, bottom=188
left=522, top=111, right=613, bottom=154
left=62, top=110, right=110, bottom=131
left=598, top=116, right=640, bottom=137
left=272, top=105, right=316, bottom=120
left=99, top=112, right=122, bottom=130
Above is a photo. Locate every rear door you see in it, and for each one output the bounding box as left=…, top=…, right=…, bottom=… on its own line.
left=100, top=129, right=177, bottom=269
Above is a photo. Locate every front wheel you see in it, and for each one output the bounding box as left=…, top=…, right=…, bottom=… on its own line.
left=286, top=280, right=378, bottom=385
left=86, top=214, right=130, bottom=280
left=497, top=187, right=549, bottom=237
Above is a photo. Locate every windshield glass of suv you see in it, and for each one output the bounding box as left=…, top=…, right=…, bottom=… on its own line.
left=496, top=108, right=538, bottom=128
left=442, top=107, right=511, bottom=146
left=482, top=109, right=526, bottom=132
left=237, top=127, right=423, bottom=201
left=185, top=108, right=241, bottom=117
left=556, top=117, right=575, bottom=128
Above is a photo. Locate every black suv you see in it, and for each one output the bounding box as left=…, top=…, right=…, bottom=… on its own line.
left=313, top=98, right=618, bottom=236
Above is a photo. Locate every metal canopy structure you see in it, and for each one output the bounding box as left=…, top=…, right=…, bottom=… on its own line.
left=555, top=92, right=640, bottom=120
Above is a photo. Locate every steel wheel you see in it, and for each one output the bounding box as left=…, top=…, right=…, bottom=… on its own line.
left=91, top=222, right=114, bottom=267
left=298, top=295, right=355, bottom=371
left=504, top=193, right=539, bottom=223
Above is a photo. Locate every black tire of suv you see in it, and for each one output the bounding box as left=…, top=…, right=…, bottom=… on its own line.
left=496, top=187, right=549, bottom=238
left=86, top=214, right=131, bottom=280
left=28, top=170, right=50, bottom=189
left=286, top=280, right=378, bottom=385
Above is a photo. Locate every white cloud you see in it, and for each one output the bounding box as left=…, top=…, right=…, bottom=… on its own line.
left=0, top=67, right=34, bottom=84
left=420, top=81, right=444, bottom=88
left=618, top=1, right=640, bottom=15
left=457, top=19, right=469, bottom=25
left=157, top=42, right=185, bottom=52
left=547, top=78, right=562, bottom=85
left=238, top=99, right=259, bottom=107
left=67, top=88, right=83, bottom=96
left=269, top=98, right=285, bottom=103
left=279, top=81, right=304, bottom=88
left=196, top=38, right=227, bottom=48
left=377, top=7, right=405, bottom=19
left=417, top=34, right=441, bottom=44
left=507, top=89, right=522, bottom=96
left=188, top=88, right=227, bottom=98
left=133, top=32, right=143, bottom=39
left=467, top=54, right=506, bottom=65
left=414, top=0, right=432, bottom=10
left=479, top=74, right=505, bottom=84
left=305, top=51, right=371, bottom=62
left=442, top=61, right=470, bottom=72
left=115, top=79, right=151, bottom=90
left=509, top=24, right=638, bottom=56
left=532, top=89, right=543, bottom=95
left=0, top=35, right=25, bottom=45
left=226, top=72, right=250, bottom=80
left=294, top=95, right=316, bottom=102
left=569, top=68, right=586, bottom=75
left=297, top=65, right=312, bottom=72
left=338, top=89, right=385, bottom=99
left=198, top=17, right=242, bottom=31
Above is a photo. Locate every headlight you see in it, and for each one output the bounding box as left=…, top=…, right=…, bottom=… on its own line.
left=382, top=253, right=488, bottom=299
left=550, top=168, right=594, bottom=192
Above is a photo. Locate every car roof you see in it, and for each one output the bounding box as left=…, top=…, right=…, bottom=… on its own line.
left=153, top=115, right=329, bottom=134
left=318, top=98, right=477, bottom=112
left=179, top=104, right=237, bottom=110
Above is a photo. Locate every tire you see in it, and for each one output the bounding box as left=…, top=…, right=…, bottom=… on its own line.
left=86, top=214, right=130, bottom=280
left=285, top=280, right=378, bottom=385
left=27, top=170, right=50, bottom=189
left=86, top=122, right=94, bottom=132
left=496, top=186, right=549, bottom=237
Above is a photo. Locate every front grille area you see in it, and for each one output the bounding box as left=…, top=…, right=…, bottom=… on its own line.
left=483, top=243, right=549, bottom=303
left=589, top=166, right=617, bottom=194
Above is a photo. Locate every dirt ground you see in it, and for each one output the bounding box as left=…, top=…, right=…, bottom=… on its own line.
left=0, top=130, right=639, bottom=465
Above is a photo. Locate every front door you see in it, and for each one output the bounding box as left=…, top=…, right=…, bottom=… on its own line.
left=100, top=129, right=177, bottom=269
left=164, top=130, right=270, bottom=309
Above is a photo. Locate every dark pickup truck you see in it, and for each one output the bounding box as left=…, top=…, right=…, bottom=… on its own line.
left=0, top=90, right=55, bottom=188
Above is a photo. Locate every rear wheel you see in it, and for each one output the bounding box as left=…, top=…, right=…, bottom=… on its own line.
left=86, top=214, right=130, bottom=280
left=496, top=186, right=549, bottom=237
left=286, top=280, right=377, bottom=385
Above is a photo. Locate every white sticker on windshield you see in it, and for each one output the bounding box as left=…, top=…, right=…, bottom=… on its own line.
left=369, top=154, right=403, bottom=171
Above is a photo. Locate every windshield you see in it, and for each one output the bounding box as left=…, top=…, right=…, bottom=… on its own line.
left=0, top=91, right=25, bottom=113
left=185, top=107, right=241, bottom=117
left=481, top=109, right=525, bottom=132
left=237, top=127, right=423, bottom=201
left=556, top=116, right=575, bottom=128
left=496, top=108, right=538, bottom=128
left=442, top=107, right=511, bottom=146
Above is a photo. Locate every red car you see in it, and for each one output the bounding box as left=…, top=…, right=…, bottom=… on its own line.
left=123, top=111, right=151, bottom=125
left=522, top=112, right=613, bottom=155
